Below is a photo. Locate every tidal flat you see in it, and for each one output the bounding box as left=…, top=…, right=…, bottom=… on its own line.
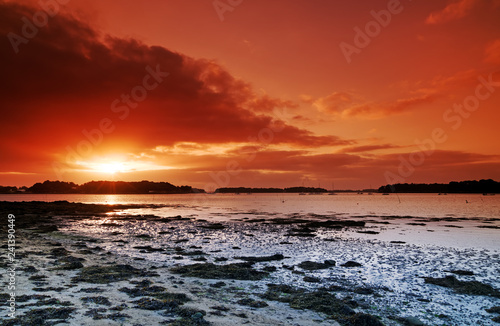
left=0, top=200, right=499, bottom=325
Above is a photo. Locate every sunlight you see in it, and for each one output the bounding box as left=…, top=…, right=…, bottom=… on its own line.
left=76, top=156, right=173, bottom=175
left=77, top=158, right=131, bottom=175
left=94, top=162, right=126, bottom=174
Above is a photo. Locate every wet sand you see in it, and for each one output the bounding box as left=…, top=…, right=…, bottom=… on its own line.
left=1, top=201, right=499, bottom=325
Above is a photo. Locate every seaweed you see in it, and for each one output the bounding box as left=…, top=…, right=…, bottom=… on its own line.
left=486, top=306, right=500, bottom=313
left=4, top=307, right=76, bottom=326
left=119, top=283, right=190, bottom=304
left=424, top=275, right=500, bottom=297
left=170, top=262, right=269, bottom=280
left=234, top=253, right=285, bottom=262
left=444, top=270, right=474, bottom=276
left=298, top=260, right=335, bottom=270
left=50, top=256, right=84, bottom=270
left=341, top=261, right=363, bottom=268
left=71, top=264, right=158, bottom=283
left=303, top=276, right=321, bottom=283
left=341, top=313, right=385, bottom=326
left=81, top=296, right=112, bottom=306
left=237, top=298, right=269, bottom=308
left=133, top=245, right=165, bottom=252
left=200, top=223, right=226, bottom=230
left=133, top=297, right=179, bottom=310
left=261, top=284, right=385, bottom=325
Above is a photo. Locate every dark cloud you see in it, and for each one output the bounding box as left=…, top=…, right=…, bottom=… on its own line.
left=0, top=2, right=348, bottom=174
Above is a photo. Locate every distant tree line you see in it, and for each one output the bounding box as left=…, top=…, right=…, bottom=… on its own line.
left=0, top=180, right=204, bottom=194
left=378, top=179, right=500, bottom=193
left=216, top=187, right=328, bottom=193
left=0, top=186, right=19, bottom=194
left=2, top=179, right=499, bottom=194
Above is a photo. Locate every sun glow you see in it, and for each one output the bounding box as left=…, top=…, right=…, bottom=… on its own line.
left=79, top=160, right=128, bottom=174
left=76, top=156, right=173, bottom=175
left=94, top=162, right=126, bottom=174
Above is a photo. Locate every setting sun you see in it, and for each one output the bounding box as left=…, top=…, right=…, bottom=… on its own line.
left=77, top=159, right=129, bottom=175
left=74, top=157, right=172, bottom=176
left=94, top=162, right=125, bottom=174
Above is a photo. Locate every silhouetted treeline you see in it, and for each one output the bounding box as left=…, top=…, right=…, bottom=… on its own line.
left=30, top=181, right=79, bottom=193
left=379, top=179, right=500, bottom=193
left=284, top=187, right=328, bottom=193
left=78, top=181, right=201, bottom=194
left=216, top=187, right=283, bottom=193
left=0, top=186, right=18, bottom=194
left=216, top=187, right=328, bottom=193
left=1, top=180, right=204, bottom=194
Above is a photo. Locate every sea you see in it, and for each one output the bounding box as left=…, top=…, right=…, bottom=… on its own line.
left=2, top=192, right=499, bottom=250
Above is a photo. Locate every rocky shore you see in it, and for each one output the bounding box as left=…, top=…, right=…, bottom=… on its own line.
left=1, top=201, right=499, bottom=325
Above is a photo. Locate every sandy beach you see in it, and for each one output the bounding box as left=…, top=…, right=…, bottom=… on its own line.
left=1, top=200, right=499, bottom=325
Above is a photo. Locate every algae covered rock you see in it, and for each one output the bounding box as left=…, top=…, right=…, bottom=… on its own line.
left=424, top=275, right=500, bottom=297
left=170, top=262, right=268, bottom=280
left=72, top=264, right=158, bottom=283
left=298, top=260, right=334, bottom=270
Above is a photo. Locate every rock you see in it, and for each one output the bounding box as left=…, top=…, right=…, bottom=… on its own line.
left=402, top=316, right=425, bottom=326
left=303, top=276, right=321, bottom=283
left=237, top=298, right=269, bottom=308
left=235, top=253, right=285, bottom=262
left=444, top=269, right=474, bottom=276
left=346, top=312, right=384, bottom=326
left=170, top=262, right=269, bottom=280
left=298, top=261, right=332, bottom=270
left=486, top=306, right=500, bottom=313
left=423, top=275, right=500, bottom=297
left=341, top=261, right=363, bottom=268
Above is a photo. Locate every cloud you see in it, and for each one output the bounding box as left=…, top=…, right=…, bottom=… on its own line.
left=345, top=94, right=438, bottom=119
left=0, top=2, right=349, bottom=175
left=313, top=91, right=353, bottom=114
left=426, top=0, right=478, bottom=24
left=314, top=92, right=437, bottom=119
left=484, top=39, right=500, bottom=64
left=338, top=144, right=401, bottom=154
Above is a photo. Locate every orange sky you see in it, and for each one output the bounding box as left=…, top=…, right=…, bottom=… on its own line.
left=1, top=0, right=500, bottom=190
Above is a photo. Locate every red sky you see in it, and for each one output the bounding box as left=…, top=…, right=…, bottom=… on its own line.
left=1, top=0, right=500, bottom=190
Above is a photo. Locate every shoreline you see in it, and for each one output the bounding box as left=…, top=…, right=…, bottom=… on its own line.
left=1, top=201, right=499, bottom=325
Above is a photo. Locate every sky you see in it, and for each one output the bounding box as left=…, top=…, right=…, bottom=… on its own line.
left=1, top=0, right=500, bottom=190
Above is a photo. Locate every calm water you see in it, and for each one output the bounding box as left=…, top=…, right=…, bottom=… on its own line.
left=1, top=193, right=499, bottom=219
left=2, top=193, right=499, bottom=249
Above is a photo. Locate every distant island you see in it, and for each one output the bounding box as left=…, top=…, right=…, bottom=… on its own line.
left=0, top=180, right=204, bottom=194
left=216, top=187, right=329, bottom=193
left=0, top=179, right=498, bottom=194
left=378, top=179, right=500, bottom=194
